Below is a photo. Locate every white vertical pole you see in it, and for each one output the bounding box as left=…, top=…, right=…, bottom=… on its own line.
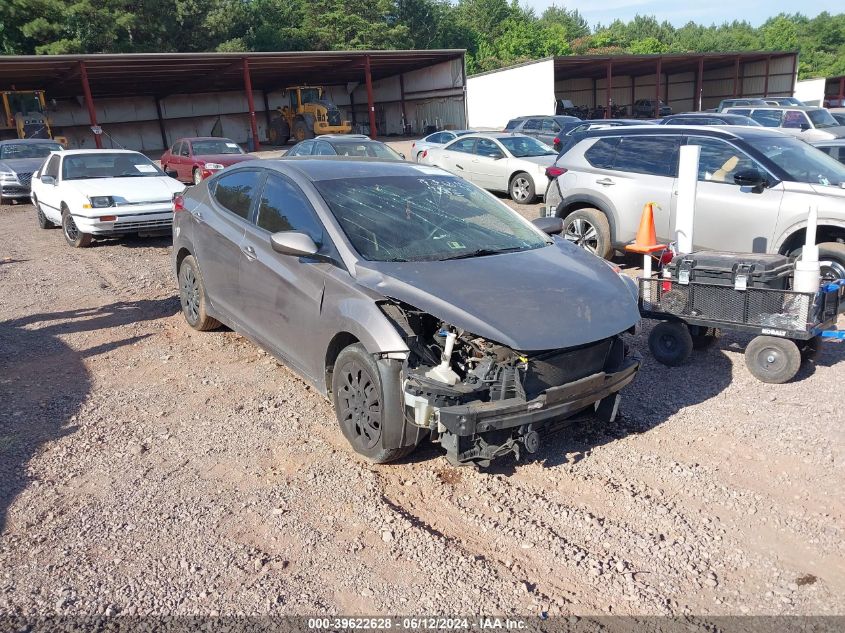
left=675, top=144, right=700, bottom=254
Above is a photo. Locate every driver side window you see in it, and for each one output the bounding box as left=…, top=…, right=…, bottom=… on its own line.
left=180, top=143, right=190, bottom=157
left=449, top=138, right=476, bottom=154
left=475, top=138, right=502, bottom=158
left=687, top=137, right=762, bottom=185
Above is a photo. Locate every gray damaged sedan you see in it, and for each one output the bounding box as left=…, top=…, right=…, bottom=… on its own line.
left=172, top=159, right=641, bottom=466
left=0, top=138, right=64, bottom=204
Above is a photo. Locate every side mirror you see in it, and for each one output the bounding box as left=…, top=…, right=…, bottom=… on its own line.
left=532, top=217, right=564, bottom=235
left=41, top=175, right=56, bottom=185
left=734, top=169, right=767, bottom=192
left=270, top=231, right=318, bottom=257
left=800, top=123, right=811, bottom=131
left=399, top=153, right=406, bottom=159
left=165, top=169, right=179, bottom=179
left=491, top=152, right=505, bottom=160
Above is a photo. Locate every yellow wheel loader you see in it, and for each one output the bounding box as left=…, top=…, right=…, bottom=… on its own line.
left=268, top=86, right=352, bottom=145
left=1, top=90, right=53, bottom=140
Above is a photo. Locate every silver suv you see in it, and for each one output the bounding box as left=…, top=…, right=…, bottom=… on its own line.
left=544, top=126, right=845, bottom=280
left=723, top=106, right=845, bottom=141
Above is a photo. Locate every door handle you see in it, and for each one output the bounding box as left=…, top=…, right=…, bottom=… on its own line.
left=241, top=245, right=256, bottom=260
left=673, top=190, right=679, bottom=196
left=191, top=210, right=203, bottom=222
left=456, top=164, right=464, bottom=170
left=596, top=178, right=615, bottom=186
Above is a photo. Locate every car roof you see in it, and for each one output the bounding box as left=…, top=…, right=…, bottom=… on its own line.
left=176, top=136, right=236, bottom=142
left=571, top=124, right=787, bottom=141
left=59, top=149, right=146, bottom=156
left=0, top=138, right=63, bottom=145
left=266, top=157, right=447, bottom=182
left=320, top=134, right=371, bottom=139
left=465, top=132, right=526, bottom=139
left=725, top=105, right=824, bottom=111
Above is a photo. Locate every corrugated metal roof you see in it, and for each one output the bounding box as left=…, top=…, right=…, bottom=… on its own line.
left=0, top=50, right=466, bottom=99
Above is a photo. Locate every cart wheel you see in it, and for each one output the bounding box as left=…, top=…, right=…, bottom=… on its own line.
left=648, top=322, right=693, bottom=367
left=744, top=336, right=802, bottom=384
left=688, top=325, right=720, bottom=350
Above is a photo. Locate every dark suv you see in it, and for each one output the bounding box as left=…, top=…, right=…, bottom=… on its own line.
left=632, top=99, right=672, bottom=118
left=543, top=125, right=845, bottom=280
left=504, top=115, right=581, bottom=149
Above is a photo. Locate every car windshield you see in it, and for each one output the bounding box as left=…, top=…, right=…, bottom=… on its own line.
left=498, top=136, right=555, bottom=157
left=0, top=143, right=62, bottom=159
left=807, top=109, right=839, bottom=129
left=314, top=174, right=548, bottom=262
left=62, top=153, right=164, bottom=180
left=330, top=141, right=403, bottom=160
left=191, top=140, right=244, bottom=155
left=747, top=136, right=845, bottom=186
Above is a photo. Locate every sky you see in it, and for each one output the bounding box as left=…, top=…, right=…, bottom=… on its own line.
left=523, top=0, right=841, bottom=28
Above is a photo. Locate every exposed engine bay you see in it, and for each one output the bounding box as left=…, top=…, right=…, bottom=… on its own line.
left=379, top=300, right=638, bottom=466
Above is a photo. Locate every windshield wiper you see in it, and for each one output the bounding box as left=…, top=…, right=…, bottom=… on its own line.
left=439, top=246, right=524, bottom=261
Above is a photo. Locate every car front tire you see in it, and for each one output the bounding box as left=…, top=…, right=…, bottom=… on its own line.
left=818, top=242, right=845, bottom=282
left=178, top=255, right=220, bottom=331
left=509, top=172, right=536, bottom=204
left=192, top=168, right=203, bottom=185
left=62, top=207, right=92, bottom=248
left=562, top=207, right=613, bottom=259
left=332, top=343, right=414, bottom=464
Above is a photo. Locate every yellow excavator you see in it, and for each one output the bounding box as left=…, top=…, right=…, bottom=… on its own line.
left=268, top=86, right=352, bottom=145
left=1, top=90, right=54, bottom=141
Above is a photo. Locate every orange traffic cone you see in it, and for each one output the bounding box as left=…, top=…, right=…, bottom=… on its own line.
left=626, top=202, right=667, bottom=254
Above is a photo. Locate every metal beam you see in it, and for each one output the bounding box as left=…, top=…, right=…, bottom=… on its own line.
left=399, top=73, right=407, bottom=134
left=242, top=58, right=260, bottom=150
left=605, top=61, right=612, bottom=119
left=79, top=61, right=101, bottom=149
left=364, top=55, right=377, bottom=139
left=696, top=56, right=704, bottom=111
left=763, top=55, right=771, bottom=97
left=154, top=97, right=168, bottom=149
left=732, top=56, right=740, bottom=97
left=654, top=57, right=662, bottom=118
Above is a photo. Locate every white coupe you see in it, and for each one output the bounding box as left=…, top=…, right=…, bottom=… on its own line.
left=30, top=149, right=185, bottom=247
left=420, top=132, right=558, bottom=204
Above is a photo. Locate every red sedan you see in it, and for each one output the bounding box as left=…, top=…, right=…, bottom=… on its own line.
left=160, top=137, right=256, bottom=184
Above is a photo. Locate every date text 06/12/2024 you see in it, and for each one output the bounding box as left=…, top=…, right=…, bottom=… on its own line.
left=307, top=617, right=530, bottom=630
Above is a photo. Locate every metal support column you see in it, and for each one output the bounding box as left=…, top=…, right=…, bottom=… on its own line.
left=79, top=61, right=102, bottom=149
left=154, top=97, right=168, bottom=149
left=695, top=57, right=704, bottom=111
left=605, top=61, right=613, bottom=119
left=654, top=57, right=662, bottom=117
left=262, top=91, right=272, bottom=132
left=763, top=55, right=771, bottom=97
left=242, top=58, right=260, bottom=150
left=399, top=73, right=407, bottom=134
left=839, top=77, right=845, bottom=106
left=732, top=56, right=740, bottom=97
left=364, top=55, right=377, bottom=139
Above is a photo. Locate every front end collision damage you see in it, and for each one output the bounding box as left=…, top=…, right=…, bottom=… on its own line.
left=376, top=299, right=640, bottom=467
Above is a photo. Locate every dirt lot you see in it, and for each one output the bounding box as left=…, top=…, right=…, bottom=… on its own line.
left=1, top=186, right=844, bottom=618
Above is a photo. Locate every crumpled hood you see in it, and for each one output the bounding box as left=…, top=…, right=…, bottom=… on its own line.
left=66, top=176, right=184, bottom=202
left=0, top=157, right=46, bottom=175
left=354, top=239, right=640, bottom=351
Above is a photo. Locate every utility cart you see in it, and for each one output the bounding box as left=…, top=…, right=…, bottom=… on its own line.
left=638, top=272, right=845, bottom=384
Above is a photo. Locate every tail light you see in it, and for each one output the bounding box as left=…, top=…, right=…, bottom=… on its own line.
left=545, top=166, right=567, bottom=179
left=422, top=150, right=427, bottom=159
left=553, top=136, right=560, bottom=145
left=412, top=142, right=415, bottom=148
left=173, top=194, right=185, bottom=212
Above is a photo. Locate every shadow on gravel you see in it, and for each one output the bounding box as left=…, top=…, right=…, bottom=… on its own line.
left=0, top=298, right=178, bottom=533
left=89, top=234, right=172, bottom=250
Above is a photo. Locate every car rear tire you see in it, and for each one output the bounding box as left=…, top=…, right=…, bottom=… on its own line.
left=332, top=343, right=414, bottom=464
left=192, top=168, right=203, bottom=185
left=33, top=196, right=56, bottom=229
left=648, top=321, right=693, bottom=367
left=509, top=172, right=536, bottom=204
left=744, top=335, right=801, bottom=384
left=416, top=151, right=424, bottom=163
left=62, top=207, right=92, bottom=248
left=562, top=207, right=613, bottom=259
left=818, top=242, right=845, bottom=282
left=178, top=255, right=220, bottom=331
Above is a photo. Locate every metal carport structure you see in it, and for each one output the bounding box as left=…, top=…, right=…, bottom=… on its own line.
left=0, top=50, right=467, bottom=150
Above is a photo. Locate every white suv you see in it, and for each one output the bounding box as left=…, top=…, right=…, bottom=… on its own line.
left=723, top=106, right=845, bottom=142
left=544, top=126, right=845, bottom=280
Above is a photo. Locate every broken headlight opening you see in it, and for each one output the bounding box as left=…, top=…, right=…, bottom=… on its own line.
left=379, top=300, right=639, bottom=467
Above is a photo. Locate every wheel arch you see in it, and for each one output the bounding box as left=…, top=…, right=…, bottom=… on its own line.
left=324, top=331, right=361, bottom=395
left=175, top=246, right=193, bottom=274
left=556, top=195, right=619, bottom=246
left=778, top=224, right=845, bottom=256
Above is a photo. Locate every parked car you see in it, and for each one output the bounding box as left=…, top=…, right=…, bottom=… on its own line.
left=632, top=99, right=671, bottom=118
left=503, top=115, right=582, bottom=149
left=659, top=112, right=762, bottom=126
left=172, top=158, right=641, bottom=466
left=543, top=126, right=845, bottom=280
left=0, top=138, right=64, bottom=204
left=716, top=98, right=770, bottom=112
left=285, top=134, right=404, bottom=160
left=811, top=139, right=845, bottom=165
left=160, top=137, right=255, bottom=185
left=555, top=120, right=659, bottom=157
left=411, top=130, right=475, bottom=162
left=421, top=133, right=557, bottom=203
left=830, top=110, right=845, bottom=126
left=765, top=97, right=805, bottom=107
left=723, top=106, right=845, bottom=141
left=30, top=149, right=184, bottom=247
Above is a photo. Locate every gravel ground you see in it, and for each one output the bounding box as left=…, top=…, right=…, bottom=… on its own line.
left=1, top=181, right=844, bottom=619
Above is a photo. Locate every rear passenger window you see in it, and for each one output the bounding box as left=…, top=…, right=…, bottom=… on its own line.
left=313, top=142, right=336, bottom=156
left=750, top=110, right=783, bottom=127
left=522, top=119, right=541, bottom=131
left=782, top=111, right=809, bottom=129
left=613, top=137, right=679, bottom=177
left=450, top=138, right=476, bottom=153
left=542, top=119, right=560, bottom=133
left=213, top=170, right=263, bottom=219
left=728, top=109, right=751, bottom=117
left=256, top=174, right=323, bottom=244
left=584, top=138, right=619, bottom=169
